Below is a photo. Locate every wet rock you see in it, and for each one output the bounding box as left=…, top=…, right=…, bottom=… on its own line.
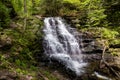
left=77, top=34, right=103, bottom=54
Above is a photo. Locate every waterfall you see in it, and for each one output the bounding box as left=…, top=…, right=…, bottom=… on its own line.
left=43, top=17, right=87, bottom=75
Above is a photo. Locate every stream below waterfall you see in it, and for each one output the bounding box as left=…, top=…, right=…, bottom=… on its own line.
left=42, top=17, right=113, bottom=80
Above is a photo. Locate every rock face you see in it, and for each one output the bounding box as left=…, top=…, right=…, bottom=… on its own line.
left=42, top=17, right=105, bottom=78
left=64, top=17, right=104, bottom=54
left=77, top=32, right=103, bottom=54
left=0, top=70, right=17, bottom=80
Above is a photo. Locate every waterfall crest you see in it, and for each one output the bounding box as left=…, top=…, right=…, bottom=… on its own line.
left=43, top=17, right=87, bottom=75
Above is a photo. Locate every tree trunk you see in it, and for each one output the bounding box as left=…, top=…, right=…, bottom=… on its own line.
left=23, top=0, right=27, bottom=32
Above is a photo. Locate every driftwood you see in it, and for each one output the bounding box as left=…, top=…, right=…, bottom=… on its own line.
left=100, top=40, right=120, bottom=79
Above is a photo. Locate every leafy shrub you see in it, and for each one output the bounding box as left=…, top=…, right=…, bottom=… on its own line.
left=40, top=0, right=63, bottom=16
left=101, top=28, right=119, bottom=39
left=0, top=1, right=10, bottom=28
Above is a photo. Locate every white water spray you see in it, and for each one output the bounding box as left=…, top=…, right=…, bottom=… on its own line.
left=43, top=17, right=87, bottom=75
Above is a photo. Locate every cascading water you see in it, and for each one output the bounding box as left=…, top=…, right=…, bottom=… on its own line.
left=43, top=17, right=87, bottom=75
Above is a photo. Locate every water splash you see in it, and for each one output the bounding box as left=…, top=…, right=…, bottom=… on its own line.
left=43, top=17, right=87, bottom=75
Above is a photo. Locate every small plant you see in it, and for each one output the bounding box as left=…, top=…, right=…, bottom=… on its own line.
left=111, top=52, right=118, bottom=56
left=101, top=28, right=119, bottom=39
left=16, top=68, right=28, bottom=75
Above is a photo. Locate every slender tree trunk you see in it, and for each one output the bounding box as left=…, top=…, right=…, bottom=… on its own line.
left=32, top=0, right=35, bottom=8
left=88, top=0, right=91, bottom=27
left=23, top=0, right=27, bottom=32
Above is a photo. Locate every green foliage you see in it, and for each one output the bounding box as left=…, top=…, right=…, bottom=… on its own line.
left=60, top=2, right=78, bottom=16
left=56, top=0, right=107, bottom=28
left=15, top=68, right=28, bottom=75
left=11, top=0, right=41, bottom=16
left=82, top=27, right=120, bottom=48
left=100, top=28, right=120, bottom=47
left=31, top=0, right=41, bottom=14
left=64, top=0, right=80, bottom=4
left=82, top=27, right=119, bottom=40
left=87, top=9, right=107, bottom=27
left=0, top=54, right=11, bottom=69
left=0, top=1, right=10, bottom=28
left=111, top=52, right=118, bottom=56
left=85, top=0, right=107, bottom=27
left=40, top=0, right=63, bottom=16
left=111, top=39, right=120, bottom=45
left=0, top=15, right=43, bottom=72
left=105, top=5, right=120, bottom=27
left=0, top=0, right=120, bottom=78
left=109, top=48, right=120, bottom=56
left=101, top=28, right=119, bottom=39
left=11, top=0, right=23, bottom=16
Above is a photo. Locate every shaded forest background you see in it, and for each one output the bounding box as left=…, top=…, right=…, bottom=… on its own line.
left=0, top=0, right=120, bottom=80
